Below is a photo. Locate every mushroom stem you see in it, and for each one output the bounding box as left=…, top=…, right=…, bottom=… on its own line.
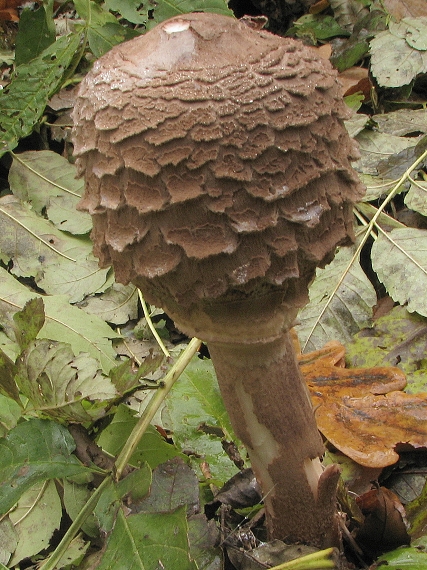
left=208, top=331, right=340, bottom=547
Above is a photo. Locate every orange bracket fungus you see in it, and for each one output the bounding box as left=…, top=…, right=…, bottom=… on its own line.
left=73, top=13, right=365, bottom=547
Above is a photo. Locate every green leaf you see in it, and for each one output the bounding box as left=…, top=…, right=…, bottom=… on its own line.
left=290, top=14, right=350, bottom=41
left=392, top=17, right=427, bottom=51
left=95, top=466, right=152, bottom=532
left=9, top=150, right=92, bottom=235
left=109, top=352, right=165, bottom=396
left=8, top=480, right=62, bottom=566
left=96, top=506, right=197, bottom=570
left=63, top=479, right=100, bottom=538
left=165, top=356, right=240, bottom=482
left=88, top=21, right=139, bottom=58
left=147, top=0, right=233, bottom=29
left=74, top=0, right=139, bottom=57
left=0, top=32, right=82, bottom=157
left=16, top=339, right=117, bottom=422
left=0, top=394, right=22, bottom=437
left=14, top=2, right=56, bottom=66
left=54, top=534, right=90, bottom=569
left=376, top=544, right=427, bottom=569
left=0, top=268, right=120, bottom=373
left=0, top=419, right=90, bottom=514
left=13, top=298, right=45, bottom=351
left=371, top=227, right=427, bottom=317
left=97, top=405, right=183, bottom=469
left=105, top=0, right=149, bottom=24
left=296, top=243, right=377, bottom=352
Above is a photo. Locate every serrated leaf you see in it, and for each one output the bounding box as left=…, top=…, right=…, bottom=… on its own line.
left=105, top=0, right=149, bottom=24
left=8, top=480, right=62, bottom=566
left=97, top=506, right=197, bottom=570
left=9, top=150, right=91, bottom=235
left=296, top=244, right=377, bottom=352
left=165, top=356, right=240, bottom=482
left=14, top=3, right=55, bottom=66
left=0, top=419, right=90, bottom=514
left=0, top=268, right=119, bottom=373
left=0, top=195, right=108, bottom=302
left=88, top=21, right=138, bottom=58
left=74, top=0, right=139, bottom=57
left=16, top=339, right=117, bottom=422
left=371, top=227, right=427, bottom=317
left=147, top=0, right=233, bottom=29
left=79, top=283, right=138, bottom=324
left=0, top=32, right=82, bottom=157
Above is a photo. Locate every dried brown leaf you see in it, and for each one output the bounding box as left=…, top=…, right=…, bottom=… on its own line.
left=300, top=342, right=427, bottom=467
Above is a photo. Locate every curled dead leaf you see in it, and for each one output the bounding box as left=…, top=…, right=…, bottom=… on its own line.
left=300, top=341, right=427, bottom=467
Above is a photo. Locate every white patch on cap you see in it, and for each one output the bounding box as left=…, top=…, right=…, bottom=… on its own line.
left=163, top=20, right=191, bottom=34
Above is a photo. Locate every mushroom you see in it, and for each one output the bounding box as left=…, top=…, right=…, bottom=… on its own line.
left=72, top=13, right=365, bottom=548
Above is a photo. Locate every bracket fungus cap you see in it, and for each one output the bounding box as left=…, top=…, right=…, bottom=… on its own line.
left=73, top=12, right=364, bottom=343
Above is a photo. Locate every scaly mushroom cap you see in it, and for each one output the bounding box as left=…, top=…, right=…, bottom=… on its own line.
left=73, top=13, right=364, bottom=342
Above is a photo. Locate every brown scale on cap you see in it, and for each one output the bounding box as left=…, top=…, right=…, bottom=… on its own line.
left=73, top=13, right=364, bottom=547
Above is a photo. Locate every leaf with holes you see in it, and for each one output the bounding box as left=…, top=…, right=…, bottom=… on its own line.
left=0, top=32, right=82, bottom=157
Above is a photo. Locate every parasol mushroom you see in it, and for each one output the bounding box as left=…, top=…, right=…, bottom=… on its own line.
left=72, top=12, right=365, bottom=547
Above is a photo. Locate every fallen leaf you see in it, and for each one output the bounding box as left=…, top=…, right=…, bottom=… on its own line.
left=356, top=486, right=410, bottom=554
left=300, top=341, right=427, bottom=468
left=338, top=66, right=371, bottom=98
left=382, top=0, right=427, bottom=21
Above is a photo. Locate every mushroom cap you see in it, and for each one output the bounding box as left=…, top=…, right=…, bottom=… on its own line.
left=73, top=13, right=364, bottom=341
